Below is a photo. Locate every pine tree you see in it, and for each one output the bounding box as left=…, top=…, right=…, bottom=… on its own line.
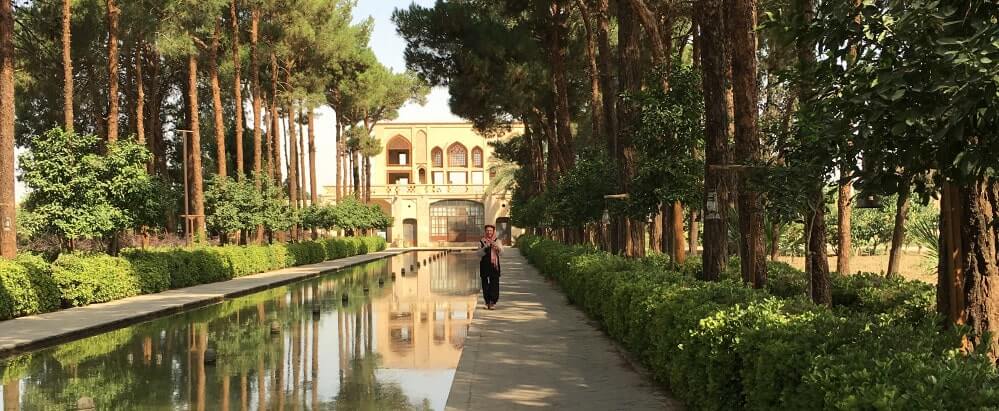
left=62, top=0, right=74, bottom=132
left=0, top=0, right=14, bottom=258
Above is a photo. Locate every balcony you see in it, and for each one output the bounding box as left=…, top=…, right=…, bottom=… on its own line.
left=369, top=184, right=504, bottom=198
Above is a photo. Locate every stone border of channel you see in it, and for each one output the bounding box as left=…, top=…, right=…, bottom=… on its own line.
left=0, top=248, right=457, bottom=359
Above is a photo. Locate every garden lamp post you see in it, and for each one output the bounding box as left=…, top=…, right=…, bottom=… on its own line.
left=177, top=129, right=198, bottom=246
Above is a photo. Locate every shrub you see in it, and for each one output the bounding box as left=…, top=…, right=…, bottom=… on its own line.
left=0, top=255, right=60, bottom=320
left=517, top=235, right=999, bottom=410
left=322, top=238, right=352, bottom=259
left=285, top=241, right=327, bottom=266
left=119, top=249, right=172, bottom=293
left=52, top=254, right=141, bottom=307
left=2, top=237, right=384, bottom=320
left=361, top=236, right=387, bottom=253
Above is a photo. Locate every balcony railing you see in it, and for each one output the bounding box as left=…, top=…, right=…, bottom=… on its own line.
left=370, top=184, right=502, bottom=197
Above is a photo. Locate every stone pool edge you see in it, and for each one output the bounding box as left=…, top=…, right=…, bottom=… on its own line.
left=0, top=248, right=426, bottom=359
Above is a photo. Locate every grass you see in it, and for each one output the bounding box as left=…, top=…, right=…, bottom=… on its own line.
left=776, top=251, right=936, bottom=284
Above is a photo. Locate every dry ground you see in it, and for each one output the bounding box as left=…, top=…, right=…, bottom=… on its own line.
left=776, top=252, right=937, bottom=284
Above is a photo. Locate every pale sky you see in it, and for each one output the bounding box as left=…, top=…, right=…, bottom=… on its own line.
left=14, top=0, right=458, bottom=203
left=307, top=0, right=461, bottom=192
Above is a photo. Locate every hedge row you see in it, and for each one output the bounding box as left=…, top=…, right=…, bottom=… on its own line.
left=517, top=235, right=999, bottom=410
left=0, top=236, right=387, bottom=320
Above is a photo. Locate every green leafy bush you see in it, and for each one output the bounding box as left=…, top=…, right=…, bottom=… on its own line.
left=323, top=238, right=355, bottom=259
left=118, top=249, right=172, bottom=293
left=285, top=241, right=327, bottom=266
left=2, top=237, right=386, bottom=320
left=0, top=255, right=61, bottom=320
left=52, top=254, right=141, bottom=307
left=361, top=236, right=387, bottom=253
left=517, top=235, right=999, bottom=410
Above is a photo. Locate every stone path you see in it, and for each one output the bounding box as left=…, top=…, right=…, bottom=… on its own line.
left=446, top=248, right=682, bottom=410
left=0, top=249, right=405, bottom=357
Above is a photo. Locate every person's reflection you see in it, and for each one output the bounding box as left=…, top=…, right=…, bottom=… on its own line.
left=3, top=380, right=19, bottom=411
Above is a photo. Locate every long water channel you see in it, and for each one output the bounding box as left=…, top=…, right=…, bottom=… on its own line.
left=0, top=251, right=480, bottom=410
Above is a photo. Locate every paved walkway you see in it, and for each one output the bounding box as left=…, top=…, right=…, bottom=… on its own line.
left=446, top=249, right=681, bottom=410
left=0, top=249, right=405, bottom=357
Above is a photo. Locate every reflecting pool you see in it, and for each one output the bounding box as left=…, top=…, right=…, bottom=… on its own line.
left=0, top=251, right=480, bottom=410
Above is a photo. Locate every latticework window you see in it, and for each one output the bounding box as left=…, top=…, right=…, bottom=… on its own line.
left=472, top=148, right=483, bottom=167
left=448, top=144, right=467, bottom=167
left=432, top=148, right=443, bottom=167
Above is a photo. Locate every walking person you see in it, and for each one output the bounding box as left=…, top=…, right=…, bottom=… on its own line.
left=478, top=224, right=503, bottom=310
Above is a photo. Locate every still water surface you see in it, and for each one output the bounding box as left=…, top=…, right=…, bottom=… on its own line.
left=0, top=251, right=480, bottom=410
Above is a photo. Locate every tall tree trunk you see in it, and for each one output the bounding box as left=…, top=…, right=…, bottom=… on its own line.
left=271, top=101, right=281, bottom=184
left=617, top=0, right=645, bottom=257
left=335, top=109, right=343, bottom=201
left=796, top=0, right=830, bottom=305
left=672, top=201, right=687, bottom=263
left=938, top=178, right=999, bottom=363
left=251, top=9, right=261, bottom=183
left=232, top=0, right=244, bottom=178
left=886, top=189, right=910, bottom=277
left=210, top=19, right=226, bottom=177
left=837, top=178, right=852, bottom=273
left=689, top=209, right=699, bottom=255
left=270, top=54, right=281, bottom=185
left=308, top=109, right=318, bottom=240
left=806, top=190, right=831, bottom=304
left=728, top=0, right=766, bottom=288
left=770, top=221, right=780, bottom=260
left=250, top=8, right=263, bottom=243
left=837, top=0, right=861, bottom=275
left=149, top=48, right=165, bottom=175
left=297, top=106, right=306, bottom=208
left=0, top=0, right=14, bottom=259
left=286, top=101, right=300, bottom=240
left=135, top=43, right=145, bottom=147
left=595, top=0, right=617, bottom=151
left=352, top=151, right=360, bottom=198
left=697, top=0, right=731, bottom=280
left=365, top=156, right=372, bottom=203
left=62, top=0, right=73, bottom=132
left=628, top=0, right=670, bottom=74
left=106, top=0, right=120, bottom=142
left=549, top=2, right=574, bottom=173
left=188, top=54, right=207, bottom=240
left=575, top=0, right=603, bottom=141
left=265, top=99, right=274, bottom=180
left=308, top=110, right=318, bottom=206
left=651, top=209, right=664, bottom=253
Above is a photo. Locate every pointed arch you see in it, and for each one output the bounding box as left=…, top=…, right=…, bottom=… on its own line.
left=431, top=146, right=444, bottom=168
left=387, top=135, right=411, bottom=166
left=471, top=146, right=484, bottom=168
left=447, top=142, right=468, bottom=168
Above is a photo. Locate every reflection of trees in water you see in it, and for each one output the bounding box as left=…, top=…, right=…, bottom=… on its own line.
left=329, top=354, right=432, bottom=411
left=0, top=252, right=468, bottom=410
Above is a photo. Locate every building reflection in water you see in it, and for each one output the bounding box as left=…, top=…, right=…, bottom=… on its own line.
left=0, top=251, right=479, bottom=411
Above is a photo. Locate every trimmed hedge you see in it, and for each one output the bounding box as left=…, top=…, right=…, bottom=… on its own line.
left=0, top=236, right=387, bottom=320
left=517, top=235, right=999, bottom=410
left=0, top=254, right=60, bottom=320
left=52, top=253, right=141, bottom=307
left=321, top=236, right=387, bottom=260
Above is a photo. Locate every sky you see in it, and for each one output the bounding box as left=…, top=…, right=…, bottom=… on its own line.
left=309, top=0, right=460, bottom=195
left=14, top=0, right=458, bottom=203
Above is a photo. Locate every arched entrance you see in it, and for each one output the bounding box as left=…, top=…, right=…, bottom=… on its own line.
left=496, top=217, right=512, bottom=245
left=403, top=219, right=417, bottom=247
left=430, top=200, right=485, bottom=243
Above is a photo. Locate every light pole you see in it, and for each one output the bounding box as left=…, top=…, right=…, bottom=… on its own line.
left=177, top=129, right=198, bottom=246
